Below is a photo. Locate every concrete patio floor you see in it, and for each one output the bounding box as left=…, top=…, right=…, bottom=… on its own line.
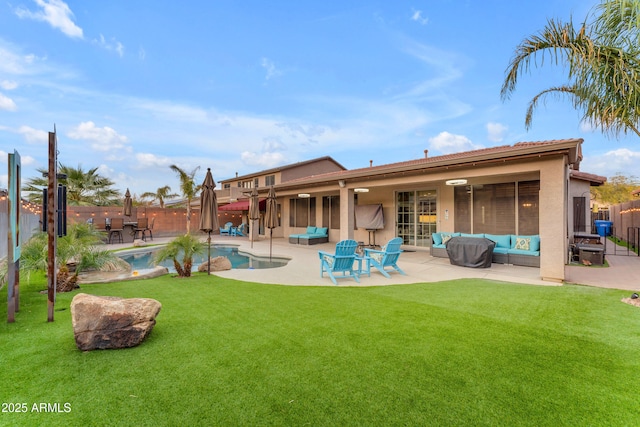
left=105, top=235, right=640, bottom=292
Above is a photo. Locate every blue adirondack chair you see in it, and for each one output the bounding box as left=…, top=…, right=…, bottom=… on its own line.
left=318, top=239, right=360, bottom=285
left=363, top=237, right=406, bottom=278
left=219, top=222, right=234, bottom=235
left=232, top=223, right=247, bottom=237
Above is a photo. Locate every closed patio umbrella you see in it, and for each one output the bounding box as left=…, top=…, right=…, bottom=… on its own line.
left=265, top=186, right=278, bottom=260
left=248, top=187, right=260, bottom=248
left=199, top=168, right=219, bottom=275
left=123, top=188, right=132, bottom=218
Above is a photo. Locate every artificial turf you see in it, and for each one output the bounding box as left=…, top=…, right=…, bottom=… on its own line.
left=1, top=273, right=639, bottom=426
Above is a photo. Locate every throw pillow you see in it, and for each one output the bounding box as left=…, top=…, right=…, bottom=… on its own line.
left=322, top=254, right=334, bottom=268
left=442, top=234, right=453, bottom=245
left=515, top=237, right=531, bottom=251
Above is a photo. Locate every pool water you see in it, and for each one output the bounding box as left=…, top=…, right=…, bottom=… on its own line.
left=119, top=245, right=288, bottom=272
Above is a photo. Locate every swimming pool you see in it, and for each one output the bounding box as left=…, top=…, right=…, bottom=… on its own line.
left=118, top=245, right=289, bottom=272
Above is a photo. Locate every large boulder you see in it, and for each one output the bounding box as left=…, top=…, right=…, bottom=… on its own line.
left=198, top=256, right=232, bottom=272
left=70, top=293, right=161, bottom=351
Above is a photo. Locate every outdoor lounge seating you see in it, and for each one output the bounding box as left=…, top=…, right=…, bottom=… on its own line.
left=219, top=222, right=234, bottom=235
left=232, top=223, right=247, bottom=236
left=362, top=237, right=406, bottom=278
left=430, top=232, right=540, bottom=267
left=289, top=226, right=329, bottom=245
left=133, top=217, right=149, bottom=241
left=318, top=239, right=360, bottom=285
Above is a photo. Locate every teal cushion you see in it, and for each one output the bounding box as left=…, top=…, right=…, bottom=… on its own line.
left=306, top=226, right=317, bottom=234
left=507, top=249, right=540, bottom=256
left=492, top=247, right=509, bottom=254
left=485, top=234, right=511, bottom=248
left=432, top=243, right=446, bottom=249
left=316, top=227, right=328, bottom=236
left=441, top=232, right=460, bottom=245
left=461, top=233, right=485, bottom=239
left=432, top=233, right=443, bottom=245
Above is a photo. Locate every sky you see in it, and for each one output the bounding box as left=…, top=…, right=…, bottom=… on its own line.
left=1, top=0, right=639, bottom=198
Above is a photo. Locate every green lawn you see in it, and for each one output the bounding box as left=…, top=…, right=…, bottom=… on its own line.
left=1, top=274, right=639, bottom=426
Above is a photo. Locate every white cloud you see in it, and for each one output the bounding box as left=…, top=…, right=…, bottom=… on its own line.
left=67, top=121, right=129, bottom=151
left=0, top=93, right=17, bottom=111
left=241, top=151, right=286, bottom=168
left=18, top=125, right=48, bottom=143
left=134, top=153, right=173, bottom=168
left=411, top=10, right=429, bottom=25
left=15, top=0, right=83, bottom=39
left=94, top=34, right=125, bottom=57
left=261, top=57, right=282, bottom=80
left=1, top=80, right=18, bottom=90
left=581, top=148, right=640, bottom=178
left=486, top=122, right=508, bottom=142
left=428, top=131, right=483, bottom=154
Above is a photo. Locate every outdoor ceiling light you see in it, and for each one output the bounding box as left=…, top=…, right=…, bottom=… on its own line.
left=298, top=193, right=311, bottom=198
left=354, top=188, right=369, bottom=193
left=445, top=179, right=467, bottom=186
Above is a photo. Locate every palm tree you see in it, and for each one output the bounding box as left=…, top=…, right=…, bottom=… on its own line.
left=170, top=164, right=200, bottom=233
left=18, top=223, right=121, bottom=292
left=23, top=164, right=121, bottom=205
left=501, top=0, right=640, bottom=138
left=140, top=185, right=179, bottom=208
left=153, top=233, right=206, bottom=277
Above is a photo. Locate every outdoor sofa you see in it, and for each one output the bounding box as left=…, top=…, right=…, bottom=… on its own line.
left=289, top=226, right=329, bottom=245
left=430, top=232, right=540, bottom=267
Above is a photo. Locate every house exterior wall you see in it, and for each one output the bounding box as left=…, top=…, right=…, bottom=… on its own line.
left=279, top=152, right=570, bottom=281
left=281, top=159, right=344, bottom=182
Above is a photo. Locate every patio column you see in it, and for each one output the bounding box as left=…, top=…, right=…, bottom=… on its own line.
left=539, top=158, right=567, bottom=282
left=339, top=187, right=355, bottom=241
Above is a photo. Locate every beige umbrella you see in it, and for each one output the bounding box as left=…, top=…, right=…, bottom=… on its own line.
left=248, top=187, right=260, bottom=248
left=123, top=188, right=132, bottom=218
left=264, top=186, right=278, bottom=260
left=199, top=168, right=219, bottom=275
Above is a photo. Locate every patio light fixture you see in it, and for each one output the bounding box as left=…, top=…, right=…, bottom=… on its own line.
left=298, top=193, right=311, bottom=198
left=445, top=179, right=467, bottom=186
left=354, top=188, right=369, bottom=193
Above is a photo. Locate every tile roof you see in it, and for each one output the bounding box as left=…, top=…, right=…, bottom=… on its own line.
left=278, top=138, right=584, bottom=187
left=570, top=170, right=607, bottom=185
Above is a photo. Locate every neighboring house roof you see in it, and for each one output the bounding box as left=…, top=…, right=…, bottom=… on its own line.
left=570, top=170, right=607, bottom=186
left=219, top=156, right=346, bottom=184
left=277, top=138, right=584, bottom=190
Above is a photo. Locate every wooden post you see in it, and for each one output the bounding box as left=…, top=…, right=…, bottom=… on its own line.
left=47, top=131, right=57, bottom=322
left=7, top=151, right=21, bottom=323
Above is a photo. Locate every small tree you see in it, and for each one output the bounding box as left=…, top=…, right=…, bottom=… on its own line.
left=153, top=234, right=206, bottom=277
left=170, top=165, right=201, bottom=233
left=19, top=223, right=121, bottom=292
left=140, top=185, right=179, bottom=208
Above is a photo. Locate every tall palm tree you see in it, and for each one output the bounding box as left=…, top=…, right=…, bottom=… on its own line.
left=501, top=0, right=640, bottom=138
left=22, top=164, right=121, bottom=205
left=140, top=185, right=179, bottom=208
left=170, top=164, right=200, bottom=233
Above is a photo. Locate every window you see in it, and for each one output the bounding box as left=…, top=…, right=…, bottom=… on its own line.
left=322, top=196, right=340, bottom=229
left=289, top=197, right=316, bottom=227
left=454, top=180, right=539, bottom=235
left=254, top=178, right=259, bottom=188
left=265, top=175, right=275, bottom=186
left=223, top=183, right=230, bottom=189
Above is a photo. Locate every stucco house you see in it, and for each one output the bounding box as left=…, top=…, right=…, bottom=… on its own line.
left=251, top=138, right=604, bottom=282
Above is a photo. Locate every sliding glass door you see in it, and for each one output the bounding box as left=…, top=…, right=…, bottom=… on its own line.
left=397, top=190, right=437, bottom=247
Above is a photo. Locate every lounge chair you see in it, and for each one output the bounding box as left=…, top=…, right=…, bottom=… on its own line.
left=133, top=217, right=149, bottom=241
left=233, top=223, right=247, bottom=237
left=363, top=237, right=406, bottom=278
left=219, top=222, right=234, bottom=235
left=318, top=239, right=360, bottom=285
